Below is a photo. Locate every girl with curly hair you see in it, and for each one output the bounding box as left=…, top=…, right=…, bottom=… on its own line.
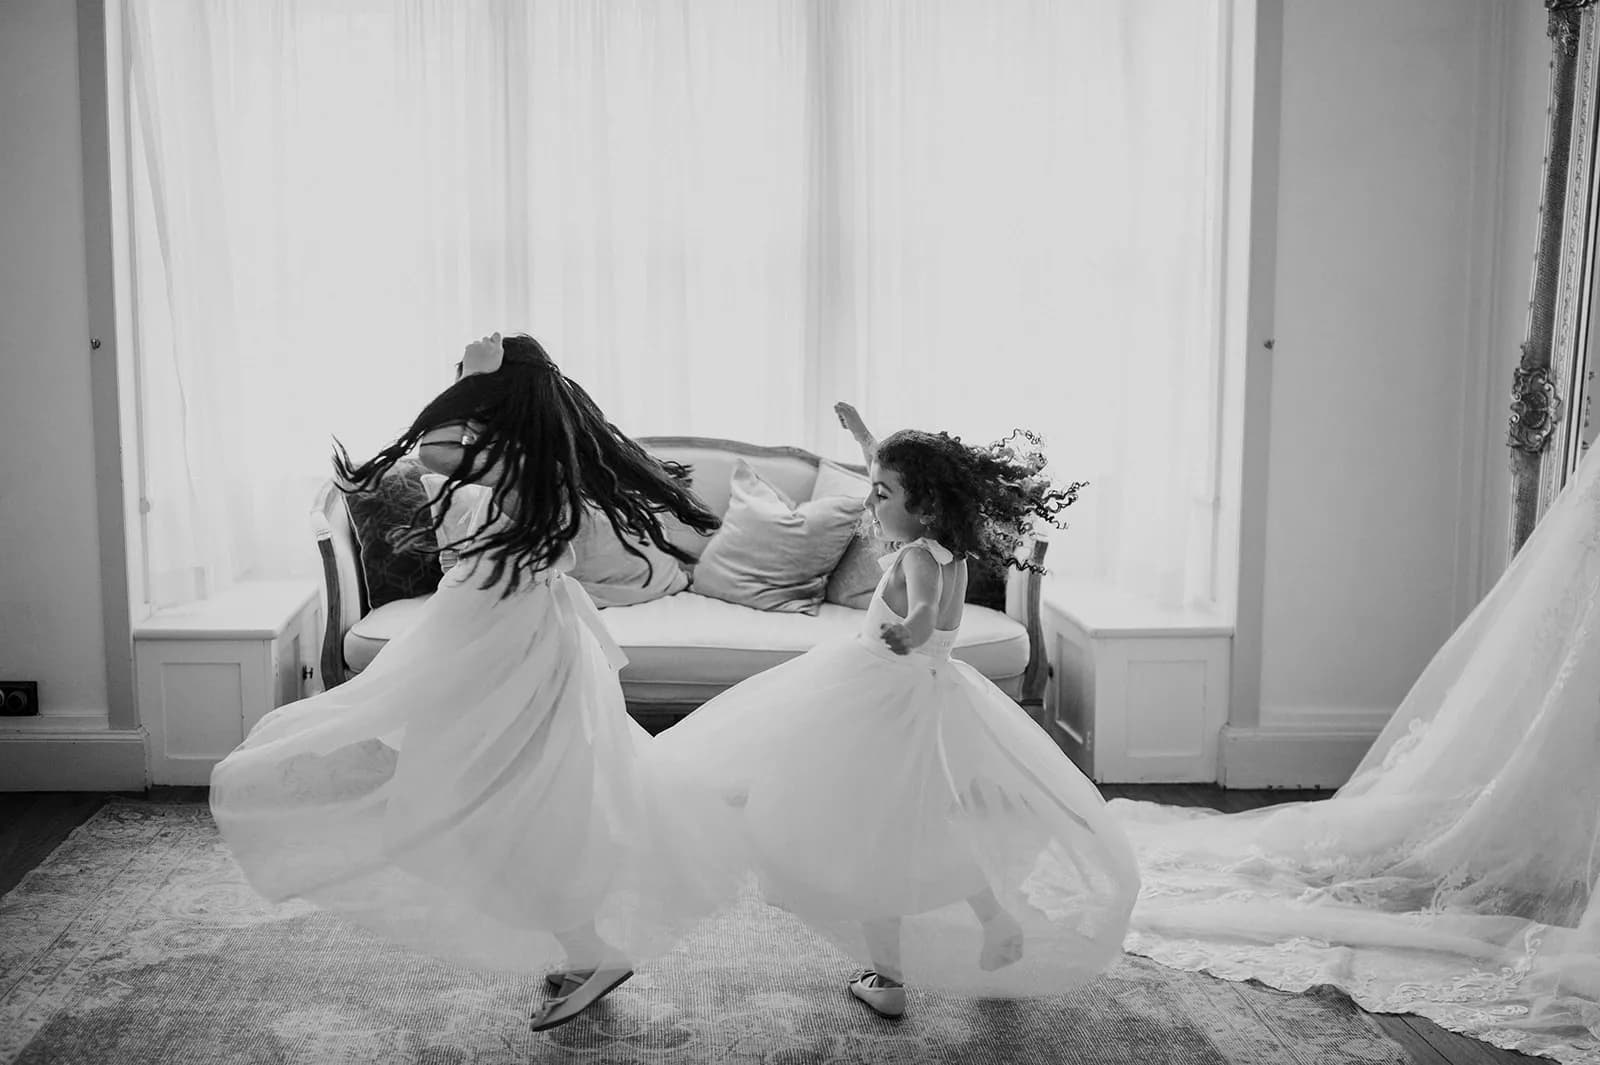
left=648, top=403, right=1140, bottom=1018
left=211, top=333, right=733, bottom=1032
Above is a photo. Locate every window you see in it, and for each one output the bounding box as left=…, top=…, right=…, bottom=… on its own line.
left=115, top=0, right=1229, bottom=609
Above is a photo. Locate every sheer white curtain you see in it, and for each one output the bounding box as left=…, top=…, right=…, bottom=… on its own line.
left=119, top=0, right=1224, bottom=608
left=816, top=2, right=1224, bottom=606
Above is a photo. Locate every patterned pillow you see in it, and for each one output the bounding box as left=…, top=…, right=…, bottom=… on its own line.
left=341, top=458, right=444, bottom=610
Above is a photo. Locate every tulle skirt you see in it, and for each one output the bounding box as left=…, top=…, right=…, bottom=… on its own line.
left=647, top=632, right=1141, bottom=996
left=209, top=565, right=736, bottom=974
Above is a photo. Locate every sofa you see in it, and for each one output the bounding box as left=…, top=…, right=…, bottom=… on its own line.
left=310, top=436, right=1049, bottom=733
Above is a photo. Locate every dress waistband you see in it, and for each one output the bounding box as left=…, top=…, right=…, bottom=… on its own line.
left=551, top=574, right=629, bottom=672
left=858, top=629, right=957, bottom=664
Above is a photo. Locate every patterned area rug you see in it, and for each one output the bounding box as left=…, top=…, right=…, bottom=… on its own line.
left=0, top=802, right=1409, bottom=1065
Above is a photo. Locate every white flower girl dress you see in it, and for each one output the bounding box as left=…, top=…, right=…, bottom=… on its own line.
left=211, top=489, right=732, bottom=974
left=648, top=537, right=1141, bottom=995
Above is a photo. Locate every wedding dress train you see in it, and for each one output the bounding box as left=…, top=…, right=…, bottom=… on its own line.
left=1112, top=445, right=1600, bottom=1064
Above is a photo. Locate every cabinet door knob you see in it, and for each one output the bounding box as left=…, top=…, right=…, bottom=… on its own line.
left=301, top=666, right=315, bottom=680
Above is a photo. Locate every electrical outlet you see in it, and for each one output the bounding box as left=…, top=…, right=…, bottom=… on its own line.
left=0, top=681, right=39, bottom=716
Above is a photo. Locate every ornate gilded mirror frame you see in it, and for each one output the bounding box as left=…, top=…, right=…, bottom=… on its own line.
left=1509, top=0, right=1600, bottom=553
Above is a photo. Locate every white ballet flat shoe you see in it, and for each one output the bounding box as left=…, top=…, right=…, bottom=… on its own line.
left=543, top=967, right=592, bottom=991
left=530, top=964, right=633, bottom=1032
left=848, top=969, right=907, bottom=1019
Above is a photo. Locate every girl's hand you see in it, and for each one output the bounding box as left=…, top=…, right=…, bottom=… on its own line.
left=880, top=621, right=913, bottom=655
left=461, top=332, right=504, bottom=377
left=835, top=401, right=869, bottom=440
left=836, top=402, right=876, bottom=467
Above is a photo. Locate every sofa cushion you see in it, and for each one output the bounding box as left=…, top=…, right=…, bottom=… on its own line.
left=691, top=460, right=860, bottom=615
left=602, top=591, right=1028, bottom=703
left=575, top=458, right=696, bottom=605
left=344, top=589, right=1029, bottom=697
left=342, top=458, right=443, bottom=609
left=571, top=511, right=690, bottom=607
left=345, top=594, right=434, bottom=673
left=811, top=460, right=891, bottom=609
left=418, top=477, right=687, bottom=608
left=641, top=443, right=824, bottom=560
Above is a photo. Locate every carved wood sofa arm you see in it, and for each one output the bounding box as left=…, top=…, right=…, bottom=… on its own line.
left=1007, top=539, right=1050, bottom=710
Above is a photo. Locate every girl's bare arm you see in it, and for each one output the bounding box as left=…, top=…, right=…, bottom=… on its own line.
left=834, top=401, right=876, bottom=467
left=881, top=548, right=941, bottom=654
left=417, top=423, right=505, bottom=484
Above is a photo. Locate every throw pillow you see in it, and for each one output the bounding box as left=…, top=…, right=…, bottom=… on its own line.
left=420, top=474, right=687, bottom=607
left=692, top=459, right=861, bottom=615
left=341, top=457, right=444, bottom=609
left=811, top=460, right=890, bottom=610
left=571, top=511, right=690, bottom=607
left=649, top=460, right=715, bottom=566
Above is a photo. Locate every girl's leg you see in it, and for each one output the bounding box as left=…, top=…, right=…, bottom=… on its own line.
left=850, top=917, right=908, bottom=1018
left=967, top=888, right=1001, bottom=923
left=530, top=923, right=635, bottom=1032
left=967, top=888, right=1024, bottom=971
left=540, top=924, right=603, bottom=989
left=552, top=923, right=610, bottom=971
left=862, top=916, right=905, bottom=983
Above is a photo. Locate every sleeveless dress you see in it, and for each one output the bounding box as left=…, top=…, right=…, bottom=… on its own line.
left=209, top=491, right=733, bottom=973
left=647, top=537, right=1140, bottom=995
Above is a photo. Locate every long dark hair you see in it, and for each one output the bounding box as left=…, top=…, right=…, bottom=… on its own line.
left=874, top=428, right=1084, bottom=573
left=335, top=334, right=718, bottom=596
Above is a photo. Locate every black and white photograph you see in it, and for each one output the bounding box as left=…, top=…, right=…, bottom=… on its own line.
left=2, top=1, right=1598, bottom=1062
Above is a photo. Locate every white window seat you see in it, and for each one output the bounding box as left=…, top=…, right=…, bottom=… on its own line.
left=1040, top=579, right=1233, bottom=784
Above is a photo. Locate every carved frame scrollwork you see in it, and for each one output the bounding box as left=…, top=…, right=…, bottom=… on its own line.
left=1509, top=0, right=1600, bottom=553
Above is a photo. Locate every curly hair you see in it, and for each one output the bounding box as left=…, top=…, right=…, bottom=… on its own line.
left=873, top=428, right=1084, bottom=574
left=334, top=334, right=719, bottom=597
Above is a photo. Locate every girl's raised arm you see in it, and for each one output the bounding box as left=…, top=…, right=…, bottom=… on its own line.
left=835, top=401, right=877, bottom=467
left=418, top=423, right=506, bottom=484
left=418, top=333, right=509, bottom=483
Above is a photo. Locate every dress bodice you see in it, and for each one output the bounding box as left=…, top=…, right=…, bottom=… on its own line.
left=862, top=538, right=961, bottom=662
left=441, top=489, right=576, bottom=589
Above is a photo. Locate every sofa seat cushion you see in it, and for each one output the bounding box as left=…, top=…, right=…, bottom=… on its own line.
left=343, top=589, right=1029, bottom=701
left=602, top=591, right=1028, bottom=704
left=345, top=594, right=434, bottom=674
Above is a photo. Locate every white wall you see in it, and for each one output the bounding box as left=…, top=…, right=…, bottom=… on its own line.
left=1225, top=0, right=1551, bottom=783
left=0, top=0, right=111, bottom=722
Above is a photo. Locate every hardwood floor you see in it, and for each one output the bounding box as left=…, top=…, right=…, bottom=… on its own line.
left=0, top=790, right=109, bottom=896
left=0, top=785, right=1546, bottom=1065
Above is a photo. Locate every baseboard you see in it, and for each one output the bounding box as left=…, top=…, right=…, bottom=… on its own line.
left=0, top=728, right=147, bottom=791
left=1216, top=722, right=1383, bottom=789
